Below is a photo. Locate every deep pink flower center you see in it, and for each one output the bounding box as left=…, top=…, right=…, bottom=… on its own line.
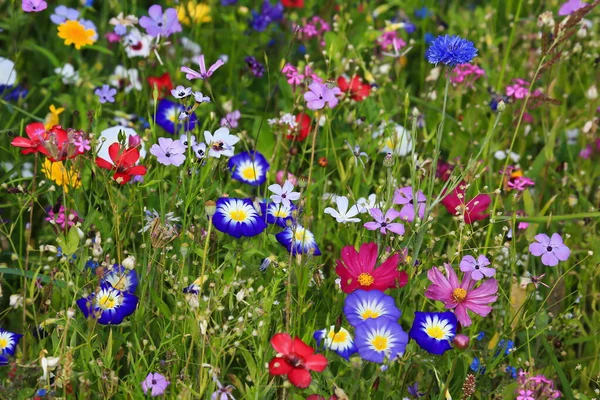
left=285, top=353, right=305, bottom=368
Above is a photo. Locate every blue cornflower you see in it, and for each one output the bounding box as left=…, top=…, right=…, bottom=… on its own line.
left=424, top=32, right=435, bottom=45
left=426, top=35, right=478, bottom=67
left=506, top=366, right=517, bottom=379
left=95, top=85, right=117, bottom=104
left=469, top=357, right=486, bottom=374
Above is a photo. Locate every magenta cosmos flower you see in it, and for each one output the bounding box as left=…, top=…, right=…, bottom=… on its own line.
left=529, top=233, right=571, bottom=267
left=459, top=255, right=495, bottom=281
left=393, top=186, right=426, bottom=222
left=304, top=82, right=341, bottom=110
left=364, top=208, right=405, bottom=235
left=425, top=264, right=498, bottom=327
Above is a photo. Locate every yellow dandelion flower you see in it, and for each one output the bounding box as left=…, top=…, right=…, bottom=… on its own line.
left=44, top=105, right=65, bottom=130
left=42, top=159, right=81, bottom=193
left=57, top=20, right=96, bottom=50
left=176, top=2, right=212, bottom=25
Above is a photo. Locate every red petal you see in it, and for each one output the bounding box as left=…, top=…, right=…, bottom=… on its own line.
left=304, top=354, right=328, bottom=372
left=271, top=333, right=293, bottom=355
left=49, top=126, right=68, bottom=147
left=268, top=357, right=292, bottom=375
left=11, top=137, right=36, bottom=148
left=120, top=148, right=140, bottom=168
left=127, top=165, right=147, bottom=176
left=113, top=172, right=131, bottom=184
left=337, top=76, right=348, bottom=92
left=288, top=368, right=312, bottom=389
left=96, top=157, right=114, bottom=170
left=108, top=143, right=123, bottom=164
left=291, top=337, right=315, bottom=359
left=25, top=122, right=46, bottom=141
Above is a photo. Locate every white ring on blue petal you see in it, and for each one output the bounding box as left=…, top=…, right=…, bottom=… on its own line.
left=261, top=201, right=296, bottom=228
left=408, top=311, right=457, bottom=355
left=275, top=224, right=321, bottom=255
left=156, top=98, right=198, bottom=134
left=101, top=264, right=138, bottom=293
left=76, top=282, right=139, bottom=325
left=212, top=198, right=268, bottom=238
left=313, top=326, right=358, bottom=360
left=343, top=290, right=402, bottom=327
left=228, top=151, right=270, bottom=186
left=354, top=318, right=409, bottom=363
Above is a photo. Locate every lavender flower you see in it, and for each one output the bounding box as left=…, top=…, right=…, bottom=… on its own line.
left=529, top=233, right=571, bottom=267
left=141, top=372, right=170, bottom=397
left=171, top=85, right=192, bottom=99
left=194, top=91, right=210, bottom=103
left=459, top=255, right=495, bottom=281
left=94, top=85, right=117, bottom=104
left=150, top=137, right=186, bottom=166
left=364, top=208, right=405, bottom=235
left=139, top=5, right=182, bottom=38
left=304, top=82, right=341, bottom=110
left=50, top=5, right=79, bottom=24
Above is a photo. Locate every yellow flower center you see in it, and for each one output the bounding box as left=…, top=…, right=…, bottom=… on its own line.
left=452, top=288, right=468, bottom=303
left=426, top=326, right=445, bottom=339
left=328, top=330, right=349, bottom=344
left=240, top=165, right=257, bottom=181
left=357, top=272, right=375, bottom=287
left=57, top=20, right=96, bottom=50
left=294, top=229, right=306, bottom=241
left=360, top=309, right=380, bottom=320
left=97, top=294, right=118, bottom=310
left=229, top=209, right=248, bottom=222
left=371, top=335, right=388, bottom=351
left=0, top=338, right=7, bottom=350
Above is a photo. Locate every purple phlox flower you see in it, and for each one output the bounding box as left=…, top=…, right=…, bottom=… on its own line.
left=139, top=5, right=182, bottom=38
left=181, top=54, right=225, bottom=80
left=22, top=0, right=47, bottom=12
left=194, top=91, right=211, bottom=103
left=529, top=233, right=571, bottom=267
left=459, top=254, right=495, bottom=281
left=150, top=137, right=186, bottom=166
left=220, top=110, right=241, bottom=128
left=559, top=0, right=587, bottom=15
left=171, top=85, right=192, bottom=99
left=304, top=82, right=341, bottom=110
left=506, top=83, right=529, bottom=99
left=141, top=372, right=170, bottom=397
left=95, top=85, right=117, bottom=104
left=408, top=382, right=425, bottom=397
left=393, top=186, right=426, bottom=222
left=50, top=5, right=79, bottom=24
left=364, top=208, right=405, bottom=235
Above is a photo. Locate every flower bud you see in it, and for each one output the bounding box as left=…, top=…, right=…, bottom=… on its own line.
left=122, top=255, right=136, bottom=270
left=383, top=152, right=394, bottom=168
left=66, top=308, right=76, bottom=319
left=128, top=135, right=141, bottom=148
left=204, top=200, right=217, bottom=217
left=297, top=176, right=308, bottom=189
left=496, top=100, right=506, bottom=112
left=453, top=334, right=470, bottom=349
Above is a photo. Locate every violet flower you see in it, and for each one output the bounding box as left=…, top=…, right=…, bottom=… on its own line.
left=150, top=137, right=186, bottom=166
left=22, top=0, right=47, bottom=12
left=94, top=85, right=117, bottom=104
left=304, top=82, right=341, bottom=110
left=459, top=255, right=495, bottom=281
left=393, top=186, right=426, bottom=222
left=141, top=372, right=170, bottom=397
left=364, top=208, right=405, bottom=235
left=139, top=5, right=182, bottom=38
left=529, top=233, right=571, bottom=267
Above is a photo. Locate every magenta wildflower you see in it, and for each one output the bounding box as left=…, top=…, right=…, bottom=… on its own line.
left=425, top=264, right=498, bottom=327
left=364, top=208, right=405, bottom=235
left=393, top=186, right=426, bottom=222
left=283, top=64, right=304, bottom=86
left=181, top=55, right=225, bottom=80
left=304, top=82, right=341, bottom=110
left=459, top=255, right=495, bottom=281
left=72, top=136, right=91, bottom=153
left=507, top=176, right=535, bottom=191
left=46, top=205, right=81, bottom=230
left=141, top=372, right=170, bottom=397
left=529, top=233, right=571, bottom=267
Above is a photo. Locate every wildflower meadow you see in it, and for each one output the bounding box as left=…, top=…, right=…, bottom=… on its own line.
left=1, top=0, right=600, bottom=398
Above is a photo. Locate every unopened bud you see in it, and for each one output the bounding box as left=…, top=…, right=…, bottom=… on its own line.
left=497, top=100, right=506, bottom=112
left=122, top=255, right=136, bottom=270
left=453, top=333, right=470, bottom=349
left=383, top=152, right=394, bottom=168
left=204, top=200, right=217, bottom=217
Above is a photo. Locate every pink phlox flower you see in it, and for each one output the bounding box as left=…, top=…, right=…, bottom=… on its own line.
left=364, top=208, right=405, bottom=235
left=304, top=82, right=340, bottom=110
left=72, top=135, right=91, bottom=153
left=425, top=263, right=498, bottom=326
left=529, top=233, right=571, bottom=267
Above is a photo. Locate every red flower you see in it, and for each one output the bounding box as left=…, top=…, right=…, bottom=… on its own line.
left=282, top=0, right=304, bottom=7
left=335, top=242, right=408, bottom=294
left=95, top=143, right=147, bottom=184
left=11, top=122, right=47, bottom=155
left=337, top=75, right=371, bottom=102
left=268, top=333, right=327, bottom=389
left=286, top=113, right=312, bottom=141
left=147, top=72, right=174, bottom=99
left=11, top=123, right=75, bottom=162
left=441, top=181, right=491, bottom=224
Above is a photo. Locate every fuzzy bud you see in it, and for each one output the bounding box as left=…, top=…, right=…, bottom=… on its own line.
left=453, top=334, right=470, bottom=349
left=383, top=152, right=394, bottom=168
left=496, top=100, right=506, bottom=112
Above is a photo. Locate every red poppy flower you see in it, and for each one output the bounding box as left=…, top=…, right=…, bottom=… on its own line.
left=337, top=75, right=371, bottom=102
left=441, top=181, right=491, bottom=224
left=95, top=143, right=147, bottom=185
left=11, top=123, right=73, bottom=162
left=286, top=113, right=312, bottom=141
left=335, top=242, right=408, bottom=294
left=282, top=0, right=304, bottom=7
left=147, top=72, right=174, bottom=99
left=268, top=333, right=328, bottom=389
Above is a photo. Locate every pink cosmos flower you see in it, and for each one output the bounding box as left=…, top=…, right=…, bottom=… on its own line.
left=459, top=255, right=495, bottom=281
left=364, top=208, right=405, bottom=235
left=304, top=82, right=340, bottom=110
left=425, top=264, right=498, bottom=327
left=441, top=182, right=491, bottom=224
left=393, top=186, right=426, bottom=222
left=528, top=233, right=571, bottom=267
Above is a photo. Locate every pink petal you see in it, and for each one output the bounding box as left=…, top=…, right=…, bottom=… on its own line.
left=466, top=302, right=493, bottom=317
left=445, top=263, right=460, bottom=289
left=550, top=233, right=564, bottom=246
left=368, top=208, right=384, bottom=222
left=364, top=222, right=380, bottom=231
left=384, top=208, right=401, bottom=221
left=454, top=304, right=472, bottom=326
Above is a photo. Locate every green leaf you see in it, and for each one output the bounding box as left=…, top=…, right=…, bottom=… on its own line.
left=0, top=268, right=67, bottom=288
left=64, top=226, right=80, bottom=256
left=542, top=339, right=574, bottom=398
left=86, top=44, right=114, bottom=56
left=23, top=41, right=61, bottom=68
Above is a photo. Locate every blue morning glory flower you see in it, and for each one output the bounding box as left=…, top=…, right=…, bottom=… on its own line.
left=426, top=35, right=478, bottom=67
left=313, top=326, right=358, bottom=360
left=408, top=311, right=457, bottom=355
left=76, top=282, right=138, bottom=325
left=275, top=224, right=321, bottom=255
left=260, top=201, right=296, bottom=228
left=228, top=151, right=270, bottom=186
left=101, top=264, right=139, bottom=294
left=343, top=289, right=401, bottom=327
left=212, top=198, right=268, bottom=238
left=354, top=318, right=409, bottom=363
left=0, top=329, right=23, bottom=365
left=156, top=98, right=198, bottom=135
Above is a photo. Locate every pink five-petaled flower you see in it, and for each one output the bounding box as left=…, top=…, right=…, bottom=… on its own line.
left=304, top=82, right=341, bottom=110
left=335, top=242, right=408, bottom=294
left=529, top=233, right=571, bottom=267
left=181, top=55, right=225, bottom=80
left=364, top=208, right=405, bottom=235
left=268, top=333, right=328, bottom=389
left=459, top=255, right=495, bottom=281
left=425, top=263, right=498, bottom=327
left=516, top=389, right=535, bottom=400
left=393, top=186, right=426, bottom=222
left=22, top=0, right=47, bottom=12
left=141, top=372, right=170, bottom=397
